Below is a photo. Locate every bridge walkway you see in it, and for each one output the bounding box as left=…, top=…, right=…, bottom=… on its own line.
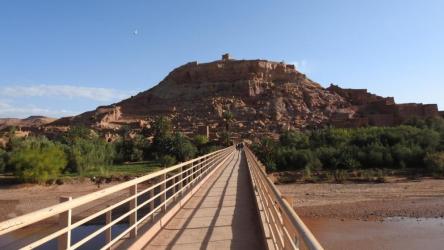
left=145, top=150, right=266, bottom=249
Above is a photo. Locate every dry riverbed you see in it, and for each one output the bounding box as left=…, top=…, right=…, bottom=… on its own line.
left=278, top=178, right=444, bottom=221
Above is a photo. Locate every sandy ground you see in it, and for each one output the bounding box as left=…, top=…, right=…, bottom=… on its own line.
left=278, top=178, right=444, bottom=220
left=0, top=181, right=122, bottom=222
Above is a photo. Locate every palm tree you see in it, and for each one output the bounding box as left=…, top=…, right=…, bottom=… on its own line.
left=222, top=111, right=234, bottom=131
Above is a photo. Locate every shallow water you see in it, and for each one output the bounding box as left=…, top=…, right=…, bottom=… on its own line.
left=3, top=217, right=444, bottom=249
left=304, top=217, right=444, bottom=250
left=0, top=224, right=128, bottom=250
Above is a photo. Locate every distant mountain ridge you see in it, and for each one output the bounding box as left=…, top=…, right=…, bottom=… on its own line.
left=0, top=116, right=56, bottom=131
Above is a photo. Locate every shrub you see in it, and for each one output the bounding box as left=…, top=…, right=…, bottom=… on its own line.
left=68, top=138, right=115, bottom=174
left=0, top=148, right=6, bottom=173
left=303, top=166, right=313, bottom=182
left=218, top=131, right=232, bottom=147
left=424, top=152, right=444, bottom=176
left=333, top=169, right=347, bottom=183
left=322, top=128, right=352, bottom=147
left=315, top=146, right=338, bottom=169
left=391, top=144, right=424, bottom=168
left=275, top=148, right=319, bottom=171
left=171, top=133, right=198, bottom=162
left=337, top=154, right=361, bottom=170
left=279, top=131, right=309, bottom=149
left=159, top=155, right=176, bottom=168
left=363, top=144, right=393, bottom=168
left=193, top=135, right=209, bottom=147
left=264, top=160, right=277, bottom=172
left=114, top=136, right=149, bottom=162
left=414, top=129, right=440, bottom=150
left=252, top=138, right=277, bottom=166
left=62, top=126, right=94, bottom=144
left=200, top=145, right=223, bottom=155
left=151, top=134, right=174, bottom=157
left=193, top=135, right=209, bottom=154
left=10, top=138, right=67, bottom=183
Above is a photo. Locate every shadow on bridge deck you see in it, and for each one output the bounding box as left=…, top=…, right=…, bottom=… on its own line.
left=142, top=151, right=266, bottom=250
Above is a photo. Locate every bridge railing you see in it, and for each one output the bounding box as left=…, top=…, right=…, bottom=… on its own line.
left=0, top=146, right=234, bottom=250
left=244, top=146, right=324, bottom=250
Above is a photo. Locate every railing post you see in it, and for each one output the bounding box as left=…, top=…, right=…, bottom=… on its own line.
left=178, top=166, right=183, bottom=197
left=189, top=162, right=194, bottom=187
left=201, top=157, right=206, bottom=176
left=161, top=173, right=166, bottom=212
left=196, top=159, right=201, bottom=180
left=149, top=186, right=155, bottom=221
left=58, top=196, right=72, bottom=250
left=129, top=184, right=138, bottom=238
left=105, top=205, right=112, bottom=249
left=172, top=171, right=177, bottom=202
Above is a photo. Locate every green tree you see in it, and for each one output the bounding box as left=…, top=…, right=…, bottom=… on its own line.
left=62, top=126, right=94, bottom=144
left=68, top=138, right=115, bottom=174
left=0, top=148, right=6, bottom=173
left=171, top=133, right=197, bottom=162
left=193, top=135, right=210, bottom=154
left=222, top=111, right=234, bottom=131
left=114, top=135, right=149, bottom=162
left=279, top=131, right=309, bottom=149
left=252, top=138, right=277, bottom=169
left=10, top=137, right=67, bottom=183
left=424, top=152, right=444, bottom=176
left=315, top=146, right=338, bottom=170
left=193, top=135, right=209, bottom=148
left=219, top=131, right=231, bottom=147
left=159, top=155, right=177, bottom=168
left=153, top=116, right=173, bottom=139
left=275, top=148, right=320, bottom=171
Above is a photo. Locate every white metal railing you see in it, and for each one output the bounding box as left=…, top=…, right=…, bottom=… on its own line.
left=0, top=146, right=235, bottom=250
left=244, top=146, right=324, bottom=250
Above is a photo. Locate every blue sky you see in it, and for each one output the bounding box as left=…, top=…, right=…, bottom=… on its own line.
left=1, top=0, right=443, bottom=118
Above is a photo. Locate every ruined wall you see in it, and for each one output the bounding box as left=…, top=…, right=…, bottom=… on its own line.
left=327, top=84, right=394, bottom=106
left=396, top=104, right=439, bottom=120
left=327, top=84, right=440, bottom=127
left=164, top=59, right=304, bottom=86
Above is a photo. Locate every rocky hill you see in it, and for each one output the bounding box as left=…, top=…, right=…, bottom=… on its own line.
left=47, top=54, right=442, bottom=139
left=0, top=116, right=56, bottom=131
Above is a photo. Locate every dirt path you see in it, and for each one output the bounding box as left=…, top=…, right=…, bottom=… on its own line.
left=278, top=179, right=444, bottom=220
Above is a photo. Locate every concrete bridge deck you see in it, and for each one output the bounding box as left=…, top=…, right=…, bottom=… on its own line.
left=145, top=151, right=265, bottom=249
left=0, top=146, right=323, bottom=250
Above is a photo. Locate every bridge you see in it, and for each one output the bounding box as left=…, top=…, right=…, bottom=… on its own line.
left=0, top=146, right=323, bottom=250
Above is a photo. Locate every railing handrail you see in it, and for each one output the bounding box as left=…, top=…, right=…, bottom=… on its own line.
left=0, top=146, right=232, bottom=236
left=244, top=146, right=324, bottom=250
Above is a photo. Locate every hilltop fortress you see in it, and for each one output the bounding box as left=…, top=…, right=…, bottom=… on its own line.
left=22, top=54, right=442, bottom=139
